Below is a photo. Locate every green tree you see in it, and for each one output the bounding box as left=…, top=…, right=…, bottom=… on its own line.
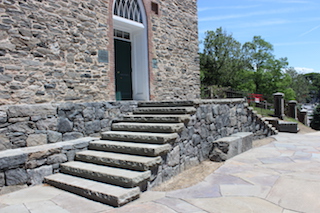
left=286, top=68, right=310, bottom=103
left=243, top=36, right=291, bottom=101
left=200, top=27, right=248, bottom=88
left=310, top=104, right=320, bottom=130
left=305, top=72, right=320, bottom=103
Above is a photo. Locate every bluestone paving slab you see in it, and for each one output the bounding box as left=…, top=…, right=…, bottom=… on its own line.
left=24, top=200, right=69, bottom=213
left=166, top=181, right=221, bottom=199
left=155, top=197, right=205, bottom=213
left=220, top=184, right=271, bottom=198
left=50, top=190, right=113, bottom=212
left=266, top=176, right=320, bottom=213
left=0, top=204, right=30, bottom=213
left=0, top=185, right=62, bottom=205
left=105, top=202, right=177, bottom=213
left=185, top=197, right=283, bottom=213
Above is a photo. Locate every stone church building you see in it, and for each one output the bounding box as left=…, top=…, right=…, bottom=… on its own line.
left=0, top=0, right=200, bottom=105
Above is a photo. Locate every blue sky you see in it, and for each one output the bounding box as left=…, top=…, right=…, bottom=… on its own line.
left=197, top=0, right=320, bottom=73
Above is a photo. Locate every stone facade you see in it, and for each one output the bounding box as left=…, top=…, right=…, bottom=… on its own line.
left=0, top=0, right=200, bottom=105
left=149, top=0, right=200, bottom=100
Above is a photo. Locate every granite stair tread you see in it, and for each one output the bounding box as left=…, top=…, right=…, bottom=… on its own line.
left=133, top=107, right=196, bottom=114
left=101, top=131, right=178, bottom=144
left=112, top=122, right=184, bottom=133
left=60, top=161, right=150, bottom=188
left=76, top=150, right=162, bottom=171
left=44, top=173, right=140, bottom=207
left=118, top=114, right=190, bottom=123
left=89, top=140, right=172, bottom=157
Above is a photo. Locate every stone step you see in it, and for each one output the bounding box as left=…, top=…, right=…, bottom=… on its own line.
left=76, top=150, right=162, bottom=171
left=60, top=161, right=150, bottom=188
left=138, top=100, right=195, bottom=107
left=112, top=122, right=184, bottom=133
left=45, top=173, right=140, bottom=207
left=101, top=131, right=178, bottom=144
left=117, top=114, right=190, bottom=123
left=89, top=140, right=171, bottom=157
left=133, top=107, right=196, bottom=115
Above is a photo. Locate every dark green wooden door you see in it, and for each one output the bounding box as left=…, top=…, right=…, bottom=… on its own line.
left=114, top=39, right=133, bottom=100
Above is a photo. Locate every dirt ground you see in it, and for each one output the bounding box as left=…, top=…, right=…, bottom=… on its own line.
left=153, top=124, right=317, bottom=192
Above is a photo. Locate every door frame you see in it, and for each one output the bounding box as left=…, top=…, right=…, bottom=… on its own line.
left=113, top=9, right=149, bottom=101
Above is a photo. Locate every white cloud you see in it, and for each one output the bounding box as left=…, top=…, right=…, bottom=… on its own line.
left=294, top=67, right=319, bottom=73
left=274, top=41, right=320, bottom=46
left=299, top=24, right=320, bottom=37
left=198, top=5, right=260, bottom=12
left=199, top=7, right=312, bottom=22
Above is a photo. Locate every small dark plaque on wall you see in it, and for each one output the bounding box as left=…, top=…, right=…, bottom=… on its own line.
left=98, top=50, right=109, bottom=63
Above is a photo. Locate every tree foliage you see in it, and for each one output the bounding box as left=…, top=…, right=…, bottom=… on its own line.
left=310, top=104, right=320, bottom=130
left=200, top=28, right=304, bottom=102
left=305, top=72, right=320, bottom=103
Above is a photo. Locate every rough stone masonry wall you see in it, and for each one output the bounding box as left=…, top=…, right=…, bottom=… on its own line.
left=0, top=101, right=137, bottom=151
left=0, top=137, right=94, bottom=189
left=0, top=0, right=201, bottom=105
left=0, top=0, right=111, bottom=105
left=150, top=99, right=275, bottom=187
left=150, top=0, right=200, bottom=100
left=0, top=99, right=275, bottom=190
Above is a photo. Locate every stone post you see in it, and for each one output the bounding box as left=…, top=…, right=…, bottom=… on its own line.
left=273, top=92, right=285, bottom=119
left=298, top=109, right=308, bottom=125
left=288, top=100, right=298, bottom=120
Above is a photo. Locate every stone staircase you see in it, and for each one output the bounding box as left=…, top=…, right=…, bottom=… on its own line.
left=45, top=101, right=195, bottom=207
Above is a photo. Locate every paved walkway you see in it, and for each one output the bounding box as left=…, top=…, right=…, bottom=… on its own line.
left=0, top=132, right=320, bottom=213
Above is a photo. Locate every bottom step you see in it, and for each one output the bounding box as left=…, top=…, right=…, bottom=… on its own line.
left=45, top=173, right=140, bottom=207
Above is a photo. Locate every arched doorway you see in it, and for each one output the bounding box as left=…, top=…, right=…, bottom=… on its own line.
left=113, top=0, right=149, bottom=101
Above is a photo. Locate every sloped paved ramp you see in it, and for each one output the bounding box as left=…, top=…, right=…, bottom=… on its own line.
left=1, top=132, right=320, bottom=212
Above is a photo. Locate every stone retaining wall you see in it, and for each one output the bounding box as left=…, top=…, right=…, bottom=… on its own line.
left=0, top=101, right=137, bottom=151
left=150, top=99, right=276, bottom=186
left=0, top=137, right=95, bottom=189
left=0, top=99, right=276, bottom=190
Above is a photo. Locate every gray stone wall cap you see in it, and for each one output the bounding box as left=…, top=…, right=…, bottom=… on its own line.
left=288, top=100, right=298, bottom=104
left=273, top=92, right=284, bottom=96
left=197, top=98, right=246, bottom=105
left=214, top=136, right=241, bottom=142
left=231, top=132, right=253, bottom=138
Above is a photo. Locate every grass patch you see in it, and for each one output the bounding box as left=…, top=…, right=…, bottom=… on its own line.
left=252, top=106, right=274, bottom=117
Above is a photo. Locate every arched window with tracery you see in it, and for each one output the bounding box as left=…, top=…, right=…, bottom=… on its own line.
left=114, top=0, right=143, bottom=23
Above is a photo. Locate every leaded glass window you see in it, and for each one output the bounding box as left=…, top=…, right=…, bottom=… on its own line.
left=114, top=0, right=143, bottom=23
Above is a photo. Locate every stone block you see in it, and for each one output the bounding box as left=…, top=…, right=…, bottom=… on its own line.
left=85, top=120, right=101, bottom=135
left=27, top=165, right=52, bottom=185
left=0, top=111, right=7, bottom=123
left=26, top=134, right=47, bottom=147
left=0, top=172, right=4, bottom=187
left=47, top=153, right=67, bottom=165
left=5, top=168, right=28, bottom=185
left=0, top=150, right=27, bottom=170
left=167, top=146, right=180, bottom=167
left=57, top=117, right=73, bottom=133
left=7, top=104, right=57, bottom=118
left=36, top=117, right=57, bottom=130
left=47, top=130, right=62, bottom=143
left=62, top=132, right=83, bottom=141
